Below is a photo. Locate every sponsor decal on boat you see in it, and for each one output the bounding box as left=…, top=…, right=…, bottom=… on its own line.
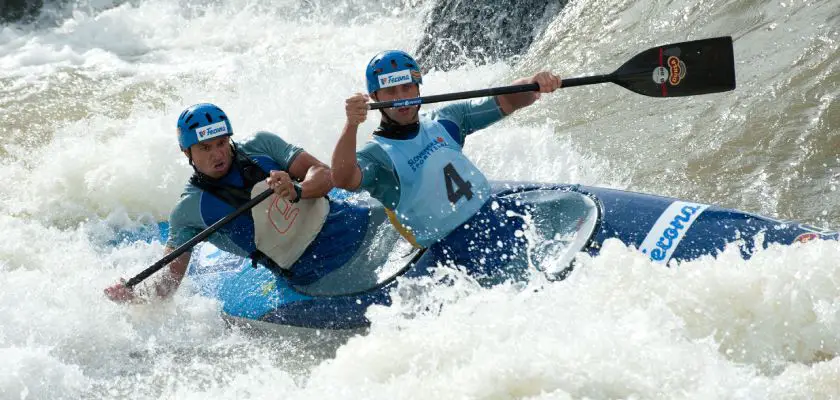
left=794, top=232, right=820, bottom=244
left=639, top=201, right=709, bottom=264
left=668, top=56, right=686, bottom=86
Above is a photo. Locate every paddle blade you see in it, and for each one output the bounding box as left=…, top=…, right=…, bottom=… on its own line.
left=612, top=36, right=736, bottom=97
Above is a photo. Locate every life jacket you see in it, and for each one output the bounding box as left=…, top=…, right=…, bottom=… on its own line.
left=370, top=117, right=491, bottom=247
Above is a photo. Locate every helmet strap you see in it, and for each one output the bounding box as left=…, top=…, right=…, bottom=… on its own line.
left=371, top=93, right=397, bottom=125
left=185, top=149, right=195, bottom=167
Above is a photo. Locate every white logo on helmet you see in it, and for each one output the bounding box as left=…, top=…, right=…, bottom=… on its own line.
left=378, top=70, right=413, bottom=89
left=195, top=121, right=229, bottom=141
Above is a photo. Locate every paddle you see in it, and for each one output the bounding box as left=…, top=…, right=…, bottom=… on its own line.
left=368, top=36, right=736, bottom=110
left=124, top=188, right=275, bottom=288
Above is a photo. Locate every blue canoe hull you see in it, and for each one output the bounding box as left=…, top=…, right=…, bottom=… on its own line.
left=145, top=182, right=837, bottom=331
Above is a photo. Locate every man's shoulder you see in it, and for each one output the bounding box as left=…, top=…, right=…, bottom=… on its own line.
left=421, top=107, right=461, bottom=129
left=359, top=140, right=383, bottom=154
left=236, top=131, right=283, bottom=152
left=358, top=140, right=392, bottom=166
left=421, top=102, right=460, bottom=121
left=426, top=97, right=501, bottom=121
left=165, top=182, right=207, bottom=246
left=169, top=183, right=203, bottom=220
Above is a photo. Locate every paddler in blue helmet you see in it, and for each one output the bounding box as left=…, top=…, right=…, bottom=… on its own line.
left=105, top=103, right=369, bottom=302
left=331, top=50, right=561, bottom=278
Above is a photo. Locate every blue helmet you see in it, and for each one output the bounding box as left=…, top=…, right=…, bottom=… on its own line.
left=365, top=50, right=423, bottom=94
left=176, top=103, right=233, bottom=151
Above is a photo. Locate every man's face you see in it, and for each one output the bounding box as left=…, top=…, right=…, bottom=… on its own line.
left=187, top=136, right=233, bottom=178
left=373, top=82, right=421, bottom=125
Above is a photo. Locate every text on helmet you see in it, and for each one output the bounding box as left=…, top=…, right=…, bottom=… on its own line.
left=378, top=70, right=414, bottom=89
left=195, top=121, right=229, bottom=141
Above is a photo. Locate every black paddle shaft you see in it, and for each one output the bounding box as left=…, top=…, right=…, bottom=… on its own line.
left=368, top=36, right=736, bottom=110
left=124, top=188, right=275, bottom=288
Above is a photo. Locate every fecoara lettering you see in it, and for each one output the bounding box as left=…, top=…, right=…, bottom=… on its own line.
left=653, top=205, right=700, bottom=255
left=388, top=75, right=410, bottom=84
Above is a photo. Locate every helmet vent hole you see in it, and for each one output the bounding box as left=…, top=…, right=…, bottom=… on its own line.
left=188, top=123, right=199, bottom=130
left=204, top=112, right=212, bottom=123
left=390, top=60, right=398, bottom=68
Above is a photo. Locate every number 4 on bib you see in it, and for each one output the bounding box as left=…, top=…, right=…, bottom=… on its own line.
left=443, top=163, right=474, bottom=203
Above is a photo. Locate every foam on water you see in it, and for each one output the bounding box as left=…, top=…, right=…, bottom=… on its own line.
left=37, top=239, right=833, bottom=399
left=300, top=239, right=840, bottom=399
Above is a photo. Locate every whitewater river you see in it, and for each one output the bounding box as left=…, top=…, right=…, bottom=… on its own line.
left=0, top=0, right=838, bottom=398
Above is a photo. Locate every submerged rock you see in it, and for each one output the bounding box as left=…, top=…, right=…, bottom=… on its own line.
left=1, top=0, right=43, bottom=23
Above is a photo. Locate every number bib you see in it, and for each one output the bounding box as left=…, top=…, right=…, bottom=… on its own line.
left=372, top=118, right=491, bottom=247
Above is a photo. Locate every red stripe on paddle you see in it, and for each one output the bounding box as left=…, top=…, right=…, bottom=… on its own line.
left=659, top=47, right=667, bottom=97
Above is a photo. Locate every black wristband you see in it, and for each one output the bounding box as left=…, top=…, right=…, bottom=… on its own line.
left=291, top=183, right=303, bottom=203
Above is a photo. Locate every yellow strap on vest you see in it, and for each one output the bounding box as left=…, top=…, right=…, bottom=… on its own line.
left=384, top=208, right=423, bottom=249
left=372, top=131, right=423, bottom=249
